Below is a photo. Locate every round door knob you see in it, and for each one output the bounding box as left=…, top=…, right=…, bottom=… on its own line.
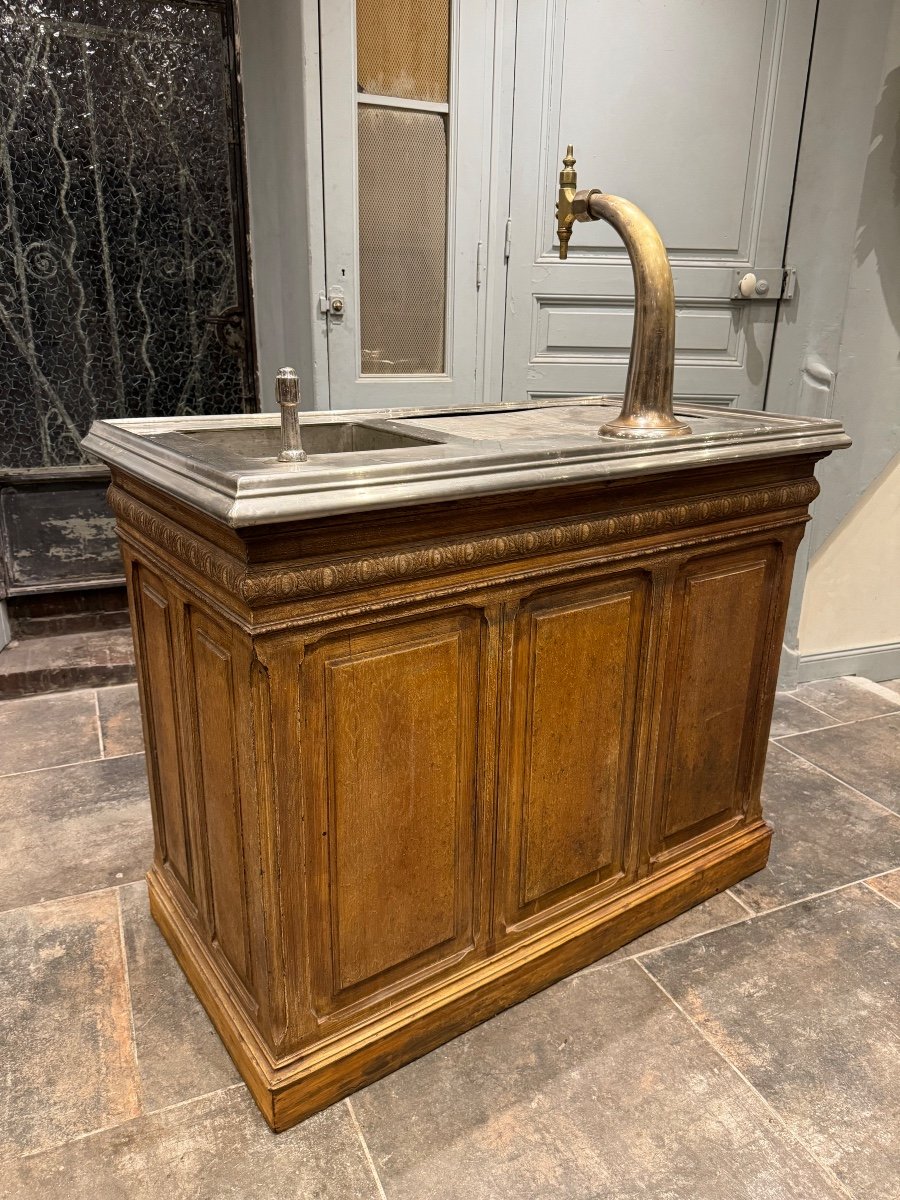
left=738, top=272, right=758, bottom=298
left=330, top=297, right=344, bottom=314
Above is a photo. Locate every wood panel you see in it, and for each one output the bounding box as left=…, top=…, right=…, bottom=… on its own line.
left=302, top=611, right=483, bottom=1013
left=134, top=565, right=192, bottom=896
left=188, top=613, right=253, bottom=993
left=497, top=573, right=650, bottom=930
left=651, top=544, right=781, bottom=859
left=113, top=455, right=828, bottom=1131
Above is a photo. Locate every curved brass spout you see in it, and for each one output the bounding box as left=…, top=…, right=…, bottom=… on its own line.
left=556, top=148, right=690, bottom=440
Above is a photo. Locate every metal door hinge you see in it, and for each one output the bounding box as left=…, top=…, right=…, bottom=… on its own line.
left=732, top=267, right=796, bottom=301
left=504, top=218, right=512, bottom=261
left=476, top=241, right=484, bottom=290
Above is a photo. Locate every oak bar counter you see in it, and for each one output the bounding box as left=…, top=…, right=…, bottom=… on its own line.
left=85, top=397, right=848, bottom=1130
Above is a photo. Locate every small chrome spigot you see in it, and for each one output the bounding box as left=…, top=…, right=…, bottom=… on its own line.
left=275, top=367, right=307, bottom=463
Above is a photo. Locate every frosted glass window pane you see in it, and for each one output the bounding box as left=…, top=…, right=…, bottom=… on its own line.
left=357, top=106, right=447, bottom=375
left=356, top=0, right=449, bottom=103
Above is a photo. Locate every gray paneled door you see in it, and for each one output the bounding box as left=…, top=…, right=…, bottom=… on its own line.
left=319, top=0, right=493, bottom=409
left=502, top=0, right=817, bottom=409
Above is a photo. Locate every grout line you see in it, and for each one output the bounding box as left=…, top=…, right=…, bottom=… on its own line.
left=772, top=718, right=844, bottom=739
left=580, top=913, right=753, bottom=976
left=585, top=873, right=900, bottom=975
left=141, top=1081, right=245, bottom=1120
left=846, top=677, right=900, bottom=704
left=0, top=749, right=144, bottom=781
left=10, top=1083, right=246, bottom=1165
left=775, top=707, right=900, bottom=742
left=863, top=878, right=900, bottom=911
left=726, top=888, right=756, bottom=916
left=114, top=885, right=142, bottom=1103
left=780, top=694, right=847, bottom=723
left=346, top=1097, right=388, bottom=1200
left=635, top=961, right=858, bottom=1200
left=713, top=872, right=900, bottom=923
left=93, top=688, right=106, bottom=758
left=774, top=739, right=900, bottom=821
left=0, top=879, right=146, bottom=921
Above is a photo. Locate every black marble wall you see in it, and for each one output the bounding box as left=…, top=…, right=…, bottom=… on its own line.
left=0, top=0, right=252, bottom=470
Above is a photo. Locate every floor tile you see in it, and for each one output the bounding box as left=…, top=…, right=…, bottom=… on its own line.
left=769, top=691, right=838, bottom=738
left=351, top=961, right=846, bottom=1200
left=778, top=713, right=900, bottom=813
left=97, top=683, right=144, bottom=757
left=4, top=1088, right=379, bottom=1200
left=644, top=884, right=900, bottom=1200
left=0, top=891, right=140, bottom=1161
left=0, top=689, right=101, bottom=776
left=119, top=881, right=238, bottom=1110
left=589, top=890, right=748, bottom=965
left=0, top=754, right=153, bottom=911
left=733, top=743, right=900, bottom=912
left=793, top=675, right=900, bottom=722
left=867, top=868, right=900, bottom=906
left=0, top=629, right=135, bottom=700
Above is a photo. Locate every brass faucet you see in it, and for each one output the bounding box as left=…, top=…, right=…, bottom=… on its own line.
left=556, top=146, right=690, bottom=440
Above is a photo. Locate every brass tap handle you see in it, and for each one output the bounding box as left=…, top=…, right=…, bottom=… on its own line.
left=556, top=145, right=578, bottom=259
left=555, top=147, right=690, bottom=440
left=275, top=367, right=308, bottom=463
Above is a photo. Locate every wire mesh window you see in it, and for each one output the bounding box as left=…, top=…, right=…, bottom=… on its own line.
left=0, top=0, right=253, bottom=471
left=356, top=0, right=449, bottom=103
left=355, top=0, right=450, bottom=376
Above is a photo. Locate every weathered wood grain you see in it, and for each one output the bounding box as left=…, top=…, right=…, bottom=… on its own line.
left=111, top=453, right=823, bottom=1129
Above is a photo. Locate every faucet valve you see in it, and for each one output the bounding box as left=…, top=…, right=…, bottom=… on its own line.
left=556, top=145, right=578, bottom=259
left=275, top=367, right=308, bottom=463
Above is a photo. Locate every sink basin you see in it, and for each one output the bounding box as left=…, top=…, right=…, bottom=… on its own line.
left=181, top=421, right=440, bottom=460
left=83, top=399, right=851, bottom=527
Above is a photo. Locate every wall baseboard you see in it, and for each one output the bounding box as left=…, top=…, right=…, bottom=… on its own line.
left=794, top=640, right=900, bottom=684
left=778, top=642, right=801, bottom=690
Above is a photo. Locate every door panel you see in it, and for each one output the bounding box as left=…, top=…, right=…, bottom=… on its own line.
left=497, top=573, right=650, bottom=931
left=502, top=0, right=816, bottom=408
left=651, top=545, right=781, bottom=860
left=320, top=0, right=493, bottom=409
left=303, top=613, right=483, bottom=1013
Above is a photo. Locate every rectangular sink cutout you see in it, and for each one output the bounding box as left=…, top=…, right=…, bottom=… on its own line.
left=182, top=422, right=441, bottom=460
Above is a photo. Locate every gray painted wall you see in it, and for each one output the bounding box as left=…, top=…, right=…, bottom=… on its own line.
left=769, top=0, right=900, bottom=684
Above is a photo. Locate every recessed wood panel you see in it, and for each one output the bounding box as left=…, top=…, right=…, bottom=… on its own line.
left=306, top=613, right=481, bottom=1009
left=653, top=546, right=779, bottom=857
left=190, top=617, right=251, bottom=989
left=499, top=575, right=649, bottom=928
left=136, top=568, right=192, bottom=894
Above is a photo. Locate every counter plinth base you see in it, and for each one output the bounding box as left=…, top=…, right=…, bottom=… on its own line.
left=148, top=822, right=769, bottom=1130
left=112, top=456, right=818, bottom=1132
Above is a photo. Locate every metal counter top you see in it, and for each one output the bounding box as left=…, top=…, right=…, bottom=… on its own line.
left=83, top=398, right=850, bottom=527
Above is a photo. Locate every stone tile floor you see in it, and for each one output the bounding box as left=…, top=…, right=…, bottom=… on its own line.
left=1, top=675, right=899, bottom=1199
